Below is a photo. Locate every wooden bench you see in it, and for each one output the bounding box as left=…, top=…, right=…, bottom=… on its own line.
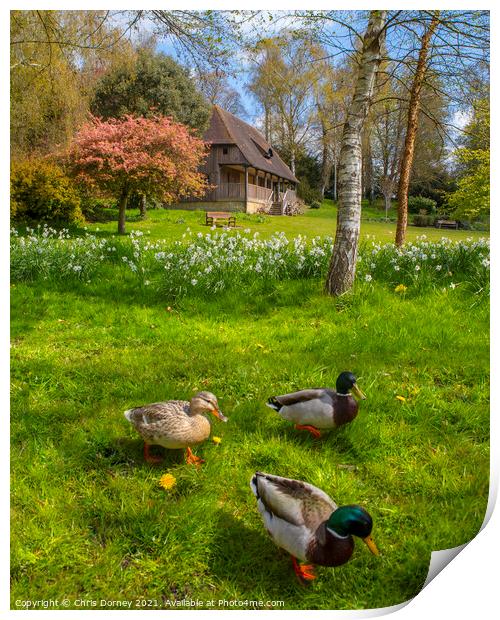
left=435, top=219, right=458, bottom=230
left=206, top=211, right=237, bottom=227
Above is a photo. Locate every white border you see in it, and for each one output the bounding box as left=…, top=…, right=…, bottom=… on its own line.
left=3, top=1, right=497, bottom=618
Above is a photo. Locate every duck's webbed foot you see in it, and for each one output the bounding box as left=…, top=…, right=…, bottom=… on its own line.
left=144, top=443, right=164, bottom=464
left=294, top=424, right=322, bottom=439
left=291, top=556, right=316, bottom=583
left=185, top=447, right=205, bottom=467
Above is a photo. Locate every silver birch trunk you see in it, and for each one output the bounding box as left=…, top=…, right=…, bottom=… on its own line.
left=325, top=10, right=387, bottom=295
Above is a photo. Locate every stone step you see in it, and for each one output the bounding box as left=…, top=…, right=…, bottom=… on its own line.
left=269, top=202, right=283, bottom=215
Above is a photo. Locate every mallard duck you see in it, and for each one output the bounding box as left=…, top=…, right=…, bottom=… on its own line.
left=124, top=391, right=227, bottom=465
left=250, top=472, right=378, bottom=582
left=266, top=371, right=366, bottom=438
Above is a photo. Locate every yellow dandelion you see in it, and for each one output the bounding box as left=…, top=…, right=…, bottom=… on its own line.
left=159, top=473, right=176, bottom=490
left=396, top=395, right=406, bottom=402
left=212, top=436, right=222, bottom=445
left=394, top=284, right=408, bottom=293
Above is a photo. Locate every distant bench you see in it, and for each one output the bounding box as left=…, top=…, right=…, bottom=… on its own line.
left=206, top=211, right=237, bottom=227
left=435, top=219, right=458, bottom=230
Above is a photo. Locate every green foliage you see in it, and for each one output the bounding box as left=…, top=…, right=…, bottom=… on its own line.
left=297, top=177, right=322, bottom=205
left=446, top=98, right=489, bottom=221
left=408, top=195, right=437, bottom=214
left=447, top=149, right=490, bottom=221
left=10, top=10, right=135, bottom=156
left=310, top=200, right=322, bottom=209
left=91, top=49, right=211, bottom=133
left=409, top=171, right=457, bottom=208
left=77, top=188, right=116, bottom=222
left=412, top=214, right=435, bottom=227
left=10, top=159, right=83, bottom=225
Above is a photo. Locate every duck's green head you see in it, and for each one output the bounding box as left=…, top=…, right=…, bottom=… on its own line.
left=336, top=372, right=366, bottom=400
left=326, top=505, right=379, bottom=555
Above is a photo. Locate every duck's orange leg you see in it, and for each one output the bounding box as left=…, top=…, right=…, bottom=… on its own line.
left=291, top=556, right=316, bottom=582
left=294, top=424, right=322, bottom=439
left=185, top=447, right=205, bottom=467
left=144, top=443, right=163, bottom=464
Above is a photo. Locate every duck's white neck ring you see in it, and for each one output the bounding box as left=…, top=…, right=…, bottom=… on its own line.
left=337, top=392, right=350, bottom=397
left=326, top=526, right=350, bottom=539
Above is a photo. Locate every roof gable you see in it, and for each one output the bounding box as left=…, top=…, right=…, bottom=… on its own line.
left=204, top=106, right=298, bottom=183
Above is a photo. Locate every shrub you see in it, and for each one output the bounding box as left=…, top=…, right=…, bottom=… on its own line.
left=297, top=177, right=322, bottom=205
left=11, top=159, right=83, bottom=225
left=408, top=195, right=437, bottom=214
left=310, top=200, right=322, bottom=209
left=413, top=214, right=435, bottom=227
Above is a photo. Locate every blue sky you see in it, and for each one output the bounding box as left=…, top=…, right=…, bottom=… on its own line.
left=147, top=9, right=488, bottom=134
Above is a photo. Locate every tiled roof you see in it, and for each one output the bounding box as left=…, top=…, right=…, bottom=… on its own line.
left=204, top=106, right=299, bottom=183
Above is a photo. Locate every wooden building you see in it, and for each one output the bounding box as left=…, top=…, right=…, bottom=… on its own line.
left=182, top=106, right=299, bottom=214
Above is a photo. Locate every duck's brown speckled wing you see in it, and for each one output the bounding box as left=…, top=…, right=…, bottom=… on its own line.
left=125, top=401, right=189, bottom=442
left=252, top=472, right=337, bottom=530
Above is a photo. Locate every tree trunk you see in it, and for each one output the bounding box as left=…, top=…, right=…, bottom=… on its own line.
left=325, top=11, right=387, bottom=296
left=290, top=148, right=296, bottom=176
left=320, top=121, right=331, bottom=199
left=139, top=193, right=147, bottom=219
left=362, top=127, right=374, bottom=204
left=384, top=191, right=391, bottom=220
left=395, top=13, right=439, bottom=246
left=333, top=159, right=337, bottom=201
left=118, top=187, right=130, bottom=235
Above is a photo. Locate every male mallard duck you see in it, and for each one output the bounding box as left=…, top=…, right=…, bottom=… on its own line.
left=250, top=472, right=378, bottom=582
left=124, top=391, right=227, bottom=465
left=266, top=371, right=366, bottom=438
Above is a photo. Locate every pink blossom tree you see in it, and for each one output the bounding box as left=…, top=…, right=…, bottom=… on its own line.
left=67, top=114, right=209, bottom=234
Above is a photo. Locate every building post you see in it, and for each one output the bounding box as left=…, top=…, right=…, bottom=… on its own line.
left=216, top=164, right=221, bottom=200
left=244, top=166, right=249, bottom=212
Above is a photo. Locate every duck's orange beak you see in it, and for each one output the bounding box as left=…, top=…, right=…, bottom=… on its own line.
left=363, top=535, right=379, bottom=556
left=212, top=407, right=228, bottom=422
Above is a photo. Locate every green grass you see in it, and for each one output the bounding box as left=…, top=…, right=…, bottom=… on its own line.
left=11, top=210, right=489, bottom=610
left=78, top=199, right=489, bottom=244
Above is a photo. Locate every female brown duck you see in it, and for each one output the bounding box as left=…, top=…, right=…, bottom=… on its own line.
left=124, top=391, right=227, bottom=465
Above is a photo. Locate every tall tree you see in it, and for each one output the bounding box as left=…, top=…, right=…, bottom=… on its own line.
left=10, top=10, right=133, bottom=156
left=195, top=70, right=246, bottom=117
left=325, top=10, right=387, bottom=296
left=248, top=35, right=318, bottom=175
left=395, top=12, right=440, bottom=246
left=310, top=51, right=351, bottom=198
left=91, top=49, right=211, bottom=133
left=371, top=78, right=406, bottom=217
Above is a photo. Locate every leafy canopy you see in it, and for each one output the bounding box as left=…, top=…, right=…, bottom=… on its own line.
left=91, top=49, right=211, bottom=134
left=67, top=114, right=210, bottom=204
left=446, top=149, right=489, bottom=220
left=446, top=99, right=490, bottom=220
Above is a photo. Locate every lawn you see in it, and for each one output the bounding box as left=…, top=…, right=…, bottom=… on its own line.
left=10, top=209, right=489, bottom=610
left=79, top=199, right=489, bottom=244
